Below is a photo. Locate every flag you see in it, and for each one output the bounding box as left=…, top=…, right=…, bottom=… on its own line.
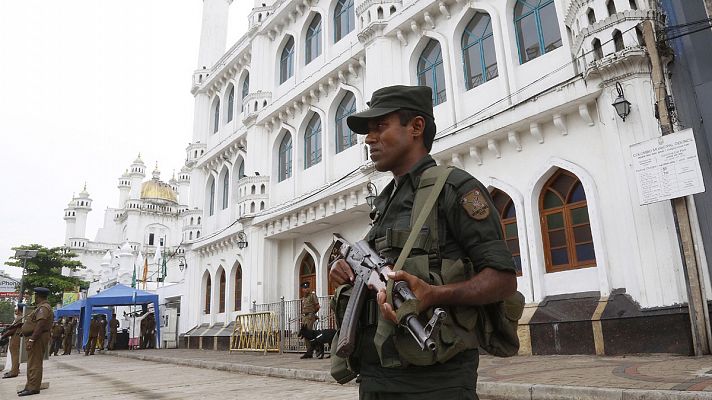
left=142, top=255, right=148, bottom=290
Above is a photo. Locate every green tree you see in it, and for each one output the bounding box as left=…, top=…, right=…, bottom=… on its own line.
left=0, top=300, right=15, bottom=324
left=5, top=244, right=89, bottom=306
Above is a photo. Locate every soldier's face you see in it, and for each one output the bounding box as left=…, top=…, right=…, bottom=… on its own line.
left=365, top=113, right=415, bottom=175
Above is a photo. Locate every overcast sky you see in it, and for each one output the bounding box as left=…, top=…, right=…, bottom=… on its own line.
left=0, top=1, right=252, bottom=278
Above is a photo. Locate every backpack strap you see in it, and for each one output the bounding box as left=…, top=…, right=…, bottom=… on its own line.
left=386, top=165, right=453, bottom=305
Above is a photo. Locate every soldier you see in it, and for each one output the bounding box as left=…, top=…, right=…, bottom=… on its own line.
left=49, top=319, right=64, bottom=356
left=299, top=282, right=320, bottom=359
left=97, top=314, right=107, bottom=351
left=1, top=304, right=24, bottom=379
left=139, top=312, right=148, bottom=349
left=18, top=287, right=53, bottom=397
left=61, top=317, right=75, bottom=355
left=108, top=313, right=119, bottom=350
left=329, top=85, right=517, bottom=399
left=85, top=315, right=100, bottom=356
left=144, top=312, right=156, bottom=349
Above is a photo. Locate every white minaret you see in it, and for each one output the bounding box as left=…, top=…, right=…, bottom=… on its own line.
left=117, top=241, right=135, bottom=285
left=100, top=250, right=113, bottom=285
left=73, top=185, right=92, bottom=239
left=128, top=154, right=146, bottom=199
left=118, top=169, right=131, bottom=207
left=63, top=195, right=77, bottom=246
left=177, top=165, right=191, bottom=206
left=197, top=0, right=232, bottom=70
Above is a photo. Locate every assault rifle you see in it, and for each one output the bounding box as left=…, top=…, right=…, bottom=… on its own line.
left=330, top=234, right=446, bottom=358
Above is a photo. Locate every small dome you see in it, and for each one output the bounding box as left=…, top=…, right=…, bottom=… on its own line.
left=140, top=179, right=178, bottom=203
left=121, top=169, right=130, bottom=178
left=133, top=153, right=145, bottom=165
left=120, top=241, right=132, bottom=252
left=102, top=250, right=112, bottom=263
left=78, top=184, right=90, bottom=198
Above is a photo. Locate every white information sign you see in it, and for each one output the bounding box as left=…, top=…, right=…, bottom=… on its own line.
left=630, top=129, right=705, bottom=206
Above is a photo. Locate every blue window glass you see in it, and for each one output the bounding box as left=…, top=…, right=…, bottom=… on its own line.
left=212, top=98, right=220, bottom=133
left=335, top=92, right=357, bottom=153
left=304, top=114, right=322, bottom=168
left=462, top=13, right=498, bottom=90
left=514, top=0, right=562, bottom=64
left=238, top=161, right=245, bottom=179
left=280, top=36, right=295, bottom=84
left=305, top=15, right=322, bottom=64
left=241, top=74, right=249, bottom=112
left=227, top=86, right=234, bottom=123
left=222, top=171, right=229, bottom=210
left=209, top=180, right=215, bottom=216
left=417, top=39, right=447, bottom=105
left=278, top=134, right=292, bottom=181
left=334, top=0, right=354, bottom=43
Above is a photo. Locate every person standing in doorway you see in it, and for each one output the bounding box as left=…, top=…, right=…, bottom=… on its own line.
left=299, top=282, right=320, bottom=359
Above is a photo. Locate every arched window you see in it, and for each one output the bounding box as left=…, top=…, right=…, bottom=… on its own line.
left=335, top=92, right=357, bottom=153
left=237, top=161, right=245, bottom=180
left=586, top=8, right=596, bottom=25
left=334, top=0, right=354, bottom=43
left=212, top=98, right=220, bottom=133
left=280, top=36, right=295, bottom=84
left=209, top=179, right=215, bottom=216
left=629, top=0, right=637, bottom=10
left=222, top=171, right=229, bottom=210
left=305, top=14, right=322, bottom=64
left=304, top=114, right=322, bottom=168
left=514, top=0, right=562, bottom=64
left=278, top=134, right=292, bottom=182
left=491, top=189, right=522, bottom=276
left=592, top=38, right=603, bottom=60
left=234, top=264, right=243, bottom=311
left=219, top=269, right=226, bottom=313
left=204, top=274, right=212, bottom=314
left=197, top=230, right=201, bottom=238
left=540, top=169, right=596, bottom=273
left=197, top=216, right=201, bottom=224
left=227, top=85, right=234, bottom=123
left=462, top=13, right=498, bottom=90
left=189, top=231, right=193, bottom=240
left=299, top=253, right=317, bottom=296
left=606, top=0, right=617, bottom=15
left=417, top=39, right=447, bottom=105
left=241, top=74, right=249, bottom=112
left=613, top=29, right=624, bottom=51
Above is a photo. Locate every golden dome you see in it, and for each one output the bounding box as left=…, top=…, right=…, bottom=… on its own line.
left=140, top=179, right=177, bottom=203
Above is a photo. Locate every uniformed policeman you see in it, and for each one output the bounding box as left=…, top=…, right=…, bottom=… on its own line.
left=329, top=85, right=517, bottom=399
left=18, top=287, right=53, bottom=396
left=97, top=314, right=107, bottom=351
left=299, top=282, right=320, bottom=359
left=108, top=313, right=119, bottom=350
left=50, top=319, right=64, bottom=356
left=85, top=315, right=100, bottom=356
left=61, top=317, right=75, bottom=355
left=2, top=304, right=24, bottom=379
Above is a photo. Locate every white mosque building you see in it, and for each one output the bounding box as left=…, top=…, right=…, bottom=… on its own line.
left=62, top=155, right=191, bottom=297
left=65, top=0, right=710, bottom=355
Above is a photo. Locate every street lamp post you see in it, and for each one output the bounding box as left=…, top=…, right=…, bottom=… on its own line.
left=15, top=249, right=38, bottom=303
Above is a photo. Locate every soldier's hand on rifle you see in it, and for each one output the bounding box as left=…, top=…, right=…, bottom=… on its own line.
left=377, top=270, right=435, bottom=324
left=329, top=259, right=355, bottom=285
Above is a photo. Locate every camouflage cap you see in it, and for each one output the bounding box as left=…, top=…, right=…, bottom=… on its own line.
left=347, top=85, right=434, bottom=134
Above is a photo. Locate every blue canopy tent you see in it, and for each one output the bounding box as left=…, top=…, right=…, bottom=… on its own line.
left=81, top=284, right=160, bottom=349
left=55, top=299, right=112, bottom=349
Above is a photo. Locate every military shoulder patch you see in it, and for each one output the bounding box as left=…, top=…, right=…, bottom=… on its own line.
left=461, top=188, right=491, bottom=220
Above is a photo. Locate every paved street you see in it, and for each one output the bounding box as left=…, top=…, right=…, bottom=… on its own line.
left=0, top=354, right=358, bottom=399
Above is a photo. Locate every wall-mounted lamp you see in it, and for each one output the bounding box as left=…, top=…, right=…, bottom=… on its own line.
left=237, top=231, right=248, bottom=249
left=612, top=82, right=631, bottom=121
left=366, top=182, right=378, bottom=209
left=178, top=257, right=188, bottom=272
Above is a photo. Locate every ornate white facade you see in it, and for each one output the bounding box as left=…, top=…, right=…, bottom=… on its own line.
left=172, top=0, right=709, bottom=354
left=63, top=155, right=191, bottom=295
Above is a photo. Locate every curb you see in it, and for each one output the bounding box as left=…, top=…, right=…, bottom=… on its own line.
left=104, top=352, right=712, bottom=400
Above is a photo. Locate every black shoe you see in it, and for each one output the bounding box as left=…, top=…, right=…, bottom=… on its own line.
left=17, top=389, right=40, bottom=396
left=3, top=373, right=18, bottom=379
left=300, top=353, right=313, bottom=359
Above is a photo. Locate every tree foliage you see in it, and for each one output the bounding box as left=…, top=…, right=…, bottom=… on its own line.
left=0, top=300, right=14, bottom=324
left=5, top=244, right=89, bottom=306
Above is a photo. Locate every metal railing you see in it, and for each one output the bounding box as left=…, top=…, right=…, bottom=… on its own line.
left=252, top=296, right=334, bottom=353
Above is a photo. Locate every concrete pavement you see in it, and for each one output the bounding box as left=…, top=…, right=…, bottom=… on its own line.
left=0, top=353, right=358, bottom=399
left=103, top=349, right=712, bottom=399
